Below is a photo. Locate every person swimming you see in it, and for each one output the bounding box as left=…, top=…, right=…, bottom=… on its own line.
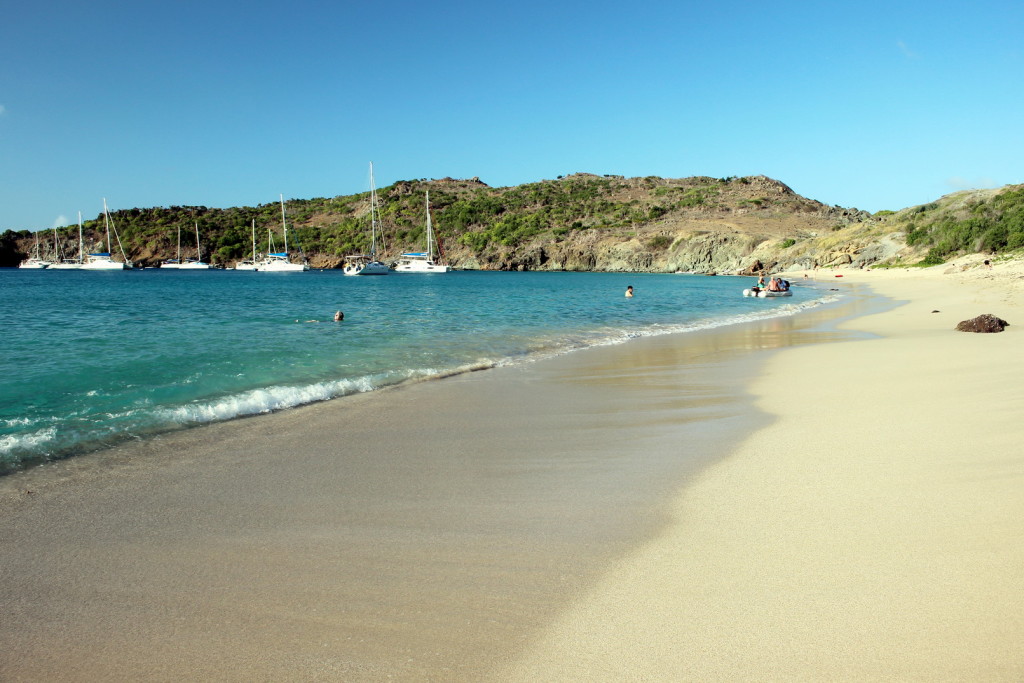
left=625, top=286, right=634, bottom=298
left=300, top=311, right=344, bottom=323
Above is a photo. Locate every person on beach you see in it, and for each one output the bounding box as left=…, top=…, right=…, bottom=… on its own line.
left=625, top=286, right=634, bottom=298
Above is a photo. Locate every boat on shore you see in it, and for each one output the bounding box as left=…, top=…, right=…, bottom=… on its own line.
left=344, top=163, right=391, bottom=276
left=743, top=289, right=793, bottom=297
left=393, top=190, right=452, bottom=273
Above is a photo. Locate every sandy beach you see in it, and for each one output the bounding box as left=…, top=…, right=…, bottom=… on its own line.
left=504, top=257, right=1024, bottom=681
left=3, top=258, right=1023, bottom=681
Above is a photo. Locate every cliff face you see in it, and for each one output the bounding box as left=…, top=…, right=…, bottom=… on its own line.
left=6, top=174, right=1011, bottom=271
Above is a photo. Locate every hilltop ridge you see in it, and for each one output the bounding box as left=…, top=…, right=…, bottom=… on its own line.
left=2, top=175, right=1021, bottom=271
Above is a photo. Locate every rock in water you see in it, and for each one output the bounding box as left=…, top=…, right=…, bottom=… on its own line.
left=955, top=314, right=1009, bottom=333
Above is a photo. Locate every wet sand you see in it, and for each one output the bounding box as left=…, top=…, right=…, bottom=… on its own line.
left=0, top=289, right=869, bottom=681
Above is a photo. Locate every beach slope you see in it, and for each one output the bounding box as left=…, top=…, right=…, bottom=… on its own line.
left=503, top=260, right=1024, bottom=681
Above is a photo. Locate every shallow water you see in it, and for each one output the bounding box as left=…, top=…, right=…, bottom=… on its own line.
left=0, top=268, right=833, bottom=472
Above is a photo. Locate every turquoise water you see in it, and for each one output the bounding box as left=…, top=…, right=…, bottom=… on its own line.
left=0, top=268, right=835, bottom=473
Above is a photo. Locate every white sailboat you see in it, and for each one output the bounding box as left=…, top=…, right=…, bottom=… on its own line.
left=256, top=195, right=310, bottom=271
left=233, top=219, right=260, bottom=270
left=343, top=162, right=391, bottom=275
left=160, top=225, right=183, bottom=269
left=393, top=190, right=452, bottom=273
left=18, top=231, right=52, bottom=269
left=163, top=222, right=211, bottom=269
left=82, top=199, right=132, bottom=270
left=48, top=213, right=85, bottom=269
left=180, top=222, right=212, bottom=269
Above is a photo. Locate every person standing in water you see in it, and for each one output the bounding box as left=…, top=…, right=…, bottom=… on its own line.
left=625, top=286, right=634, bottom=298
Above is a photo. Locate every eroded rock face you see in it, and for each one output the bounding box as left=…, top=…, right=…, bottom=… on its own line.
left=955, top=314, right=1009, bottom=333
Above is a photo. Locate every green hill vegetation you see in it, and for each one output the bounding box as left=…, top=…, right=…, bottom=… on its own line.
left=897, top=186, right=1024, bottom=265
left=2, top=175, right=1022, bottom=271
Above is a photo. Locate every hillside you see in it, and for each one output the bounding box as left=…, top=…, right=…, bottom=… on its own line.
left=3, top=175, right=1022, bottom=272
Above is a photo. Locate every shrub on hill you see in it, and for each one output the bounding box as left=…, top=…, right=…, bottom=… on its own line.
left=907, top=188, right=1024, bottom=264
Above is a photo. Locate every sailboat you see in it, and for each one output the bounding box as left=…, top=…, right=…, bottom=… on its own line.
left=393, top=190, right=452, bottom=273
left=82, top=199, right=132, bottom=270
left=162, top=222, right=211, bottom=269
left=180, top=222, right=211, bottom=269
left=233, top=219, right=260, bottom=270
left=343, top=162, right=391, bottom=275
left=160, top=225, right=183, bottom=269
left=18, top=231, right=52, bottom=269
left=48, top=213, right=86, bottom=269
left=256, top=195, right=310, bottom=271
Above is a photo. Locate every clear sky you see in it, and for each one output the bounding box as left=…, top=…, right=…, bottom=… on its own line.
left=2, top=0, right=1021, bottom=231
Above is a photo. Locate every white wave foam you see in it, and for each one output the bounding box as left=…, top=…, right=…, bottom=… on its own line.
left=0, top=426, right=57, bottom=457
left=157, top=374, right=387, bottom=424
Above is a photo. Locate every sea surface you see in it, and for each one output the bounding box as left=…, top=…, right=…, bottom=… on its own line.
left=0, top=268, right=836, bottom=474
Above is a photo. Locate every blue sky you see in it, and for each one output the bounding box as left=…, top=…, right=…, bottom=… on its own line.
left=2, top=0, right=1021, bottom=231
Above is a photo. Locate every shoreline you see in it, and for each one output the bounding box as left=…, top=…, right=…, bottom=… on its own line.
left=0, top=270, right=834, bottom=478
left=0, top=283, right=871, bottom=681
left=503, top=258, right=1024, bottom=680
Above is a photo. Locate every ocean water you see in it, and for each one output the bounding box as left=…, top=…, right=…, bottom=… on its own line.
left=0, top=268, right=835, bottom=474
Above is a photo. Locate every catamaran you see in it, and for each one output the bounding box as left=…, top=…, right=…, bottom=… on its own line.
left=255, top=196, right=309, bottom=271
left=82, top=199, right=132, bottom=270
left=343, top=162, right=391, bottom=275
left=393, top=190, right=452, bottom=273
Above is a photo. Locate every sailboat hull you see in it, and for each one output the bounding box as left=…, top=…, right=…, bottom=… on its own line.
left=343, top=261, right=391, bottom=275
left=393, top=259, right=451, bottom=273
left=82, top=256, right=128, bottom=270
left=18, top=260, right=50, bottom=269
left=259, top=259, right=309, bottom=272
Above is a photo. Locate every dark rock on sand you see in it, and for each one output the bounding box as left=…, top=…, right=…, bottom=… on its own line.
left=955, top=314, right=1009, bottom=333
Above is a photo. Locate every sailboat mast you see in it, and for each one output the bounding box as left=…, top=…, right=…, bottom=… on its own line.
left=177, top=225, right=181, bottom=263
left=102, top=198, right=111, bottom=253
left=369, top=162, right=378, bottom=260
left=251, top=219, right=256, bottom=261
left=425, top=190, right=433, bottom=262
left=77, top=212, right=83, bottom=264
left=195, top=222, right=201, bottom=262
left=280, top=194, right=288, bottom=255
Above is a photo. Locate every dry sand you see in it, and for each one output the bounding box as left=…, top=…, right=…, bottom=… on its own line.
left=3, top=257, right=1022, bottom=681
left=503, top=256, right=1024, bottom=681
